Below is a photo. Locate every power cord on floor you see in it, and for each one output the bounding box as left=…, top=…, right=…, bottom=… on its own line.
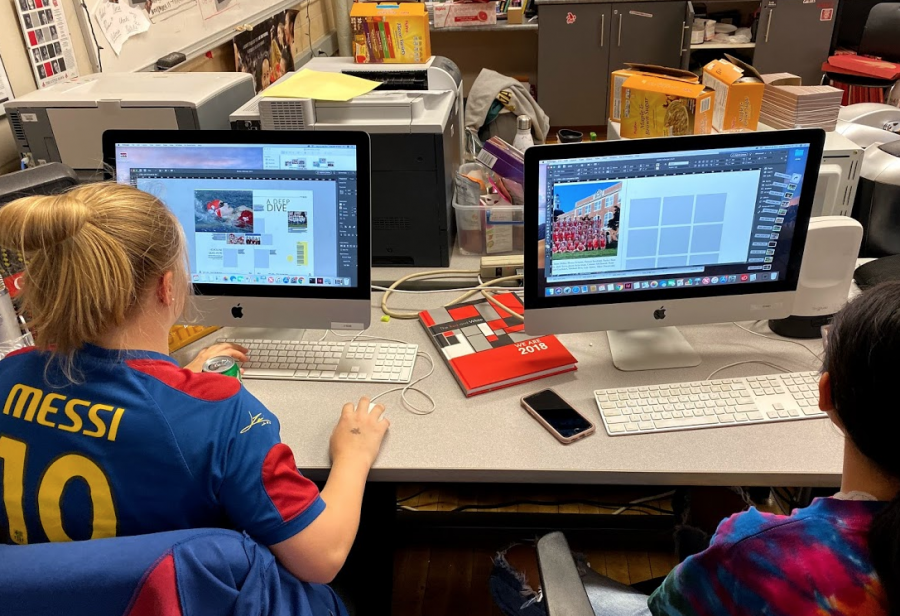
left=399, top=499, right=674, bottom=515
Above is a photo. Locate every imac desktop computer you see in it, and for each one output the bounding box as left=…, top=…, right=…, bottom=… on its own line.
left=103, top=130, right=372, bottom=331
left=524, top=129, right=826, bottom=372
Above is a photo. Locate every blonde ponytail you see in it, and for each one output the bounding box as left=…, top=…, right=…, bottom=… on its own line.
left=0, top=183, right=186, bottom=358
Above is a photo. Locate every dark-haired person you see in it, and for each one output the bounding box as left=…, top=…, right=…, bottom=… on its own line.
left=648, top=282, right=900, bottom=615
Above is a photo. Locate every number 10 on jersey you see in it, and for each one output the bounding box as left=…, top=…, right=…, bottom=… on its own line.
left=1, top=435, right=116, bottom=544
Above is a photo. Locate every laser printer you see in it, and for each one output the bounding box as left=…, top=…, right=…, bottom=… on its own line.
left=6, top=72, right=254, bottom=180
left=230, top=57, right=463, bottom=267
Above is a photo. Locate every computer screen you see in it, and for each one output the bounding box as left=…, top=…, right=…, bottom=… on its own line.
left=112, top=139, right=362, bottom=291
left=534, top=138, right=814, bottom=300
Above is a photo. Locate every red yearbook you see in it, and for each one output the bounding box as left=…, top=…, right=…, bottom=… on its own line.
left=418, top=293, right=577, bottom=396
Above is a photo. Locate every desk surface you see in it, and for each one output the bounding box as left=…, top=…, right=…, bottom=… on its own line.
left=178, top=292, right=842, bottom=488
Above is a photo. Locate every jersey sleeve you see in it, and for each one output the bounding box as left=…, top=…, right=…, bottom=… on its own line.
left=217, top=392, right=326, bottom=546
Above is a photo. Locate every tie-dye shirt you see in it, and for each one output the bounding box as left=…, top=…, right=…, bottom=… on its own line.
left=648, top=498, right=888, bottom=616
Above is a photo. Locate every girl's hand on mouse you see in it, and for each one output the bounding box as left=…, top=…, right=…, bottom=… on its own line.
left=330, top=397, right=389, bottom=470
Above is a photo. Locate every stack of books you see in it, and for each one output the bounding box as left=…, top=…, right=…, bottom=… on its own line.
left=760, top=74, right=844, bottom=131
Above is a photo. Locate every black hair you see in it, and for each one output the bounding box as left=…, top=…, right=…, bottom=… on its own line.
left=825, top=281, right=900, bottom=615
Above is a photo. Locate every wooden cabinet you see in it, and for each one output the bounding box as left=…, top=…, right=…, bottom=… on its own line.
left=538, top=1, right=691, bottom=126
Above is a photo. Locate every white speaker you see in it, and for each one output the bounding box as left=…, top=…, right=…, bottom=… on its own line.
left=769, top=216, right=863, bottom=339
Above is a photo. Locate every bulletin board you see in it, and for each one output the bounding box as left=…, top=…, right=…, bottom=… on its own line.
left=74, top=0, right=304, bottom=72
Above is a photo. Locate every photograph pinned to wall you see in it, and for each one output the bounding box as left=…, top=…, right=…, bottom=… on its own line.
left=0, top=55, right=14, bottom=117
left=233, top=8, right=299, bottom=94
left=14, top=0, right=78, bottom=88
left=198, top=0, right=236, bottom=20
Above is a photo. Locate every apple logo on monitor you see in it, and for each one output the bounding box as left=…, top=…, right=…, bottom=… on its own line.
left=231, top=304, right=244, bottom=319
left=653, top=306, right=666, bottom=321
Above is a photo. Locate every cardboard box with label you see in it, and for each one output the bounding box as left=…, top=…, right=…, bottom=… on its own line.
left=350, top=3, right=431, bottom=64
left=433, top=2, right=498, bottom=28
left=620, top=66, right=714, bottom=138
left=702, top=55, right=765, bottom=132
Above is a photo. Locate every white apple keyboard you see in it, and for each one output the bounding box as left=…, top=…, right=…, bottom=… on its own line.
left=220, top=338, right=418, bottom=383
left=594, top=372, right=826, bottom=436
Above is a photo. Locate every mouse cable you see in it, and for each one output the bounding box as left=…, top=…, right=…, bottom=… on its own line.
left=319, top=330, right=437, bottom=415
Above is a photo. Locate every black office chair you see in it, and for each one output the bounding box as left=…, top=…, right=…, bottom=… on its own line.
left=536, top=533, right=652, bottom=616
left=858, top=3, right=900, bottom=63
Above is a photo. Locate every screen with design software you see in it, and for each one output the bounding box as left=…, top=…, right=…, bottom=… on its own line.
left=114, top=141, right=360, bottom=289
left=536, top=142, right=812, bottom=299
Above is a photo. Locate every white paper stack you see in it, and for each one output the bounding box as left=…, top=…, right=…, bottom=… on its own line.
left=760, top=80, right=844, bottom=131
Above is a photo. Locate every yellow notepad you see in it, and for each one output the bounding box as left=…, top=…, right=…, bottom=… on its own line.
left=263, top=69, right=380, bottom=101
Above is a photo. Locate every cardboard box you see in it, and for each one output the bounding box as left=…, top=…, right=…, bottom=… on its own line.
left=609, top=64, right=700, bottom=123
left=702, top=55, right=765, bottom=132
left=350, top=3, right=431, bottom=64
left=433, top=2, right=498, bottom=28
left=620, top=66, right=714, bottom=138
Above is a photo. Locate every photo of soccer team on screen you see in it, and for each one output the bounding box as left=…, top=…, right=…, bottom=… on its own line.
left=549, top=181, right=622, bottom=260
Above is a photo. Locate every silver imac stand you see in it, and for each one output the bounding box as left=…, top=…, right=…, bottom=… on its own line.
left=607, top=327, right=701, bottom=371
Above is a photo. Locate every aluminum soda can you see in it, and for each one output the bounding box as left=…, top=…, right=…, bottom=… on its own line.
left=202, top=356, right=242, bottom=381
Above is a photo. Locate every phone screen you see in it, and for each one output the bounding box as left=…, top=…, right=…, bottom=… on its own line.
left=524, top=390, right=592, bottom=438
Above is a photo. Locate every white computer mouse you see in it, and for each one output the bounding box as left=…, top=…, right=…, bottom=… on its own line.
left=368, top=402, right=388, bottom=420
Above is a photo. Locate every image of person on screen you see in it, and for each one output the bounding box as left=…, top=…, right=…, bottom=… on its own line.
left=195, top=190, right=255, bottom=233
left=549, top=181, right=621, bottom=259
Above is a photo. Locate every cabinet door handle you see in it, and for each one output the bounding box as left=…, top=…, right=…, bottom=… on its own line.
left=764, top=9, right=774, bottom=43
left=617, top=12, right=623, bottom=46
left=680, top=20, right=686, bottom=57
left=600, top=13, right=605, bottom=47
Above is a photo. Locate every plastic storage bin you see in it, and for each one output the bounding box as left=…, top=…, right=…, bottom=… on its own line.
left=453, top=201, right=524, bottom=256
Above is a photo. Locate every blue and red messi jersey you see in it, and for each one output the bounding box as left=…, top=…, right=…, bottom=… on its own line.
left=649, top=498, right=888, bottom=616
left=0, top=344, right=325, bottom=546
left=1, top=528, right=347, bottom=616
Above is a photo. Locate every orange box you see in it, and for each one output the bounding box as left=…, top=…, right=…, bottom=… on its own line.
left=702, top=55, right=765, bottom=132
left=620, top=66, right=714, bottom=138
left=609, top=69, right=641, bottom=123
left=350, top=3, right=431, bottom=64
left=609, top=64, right=700, bottom=123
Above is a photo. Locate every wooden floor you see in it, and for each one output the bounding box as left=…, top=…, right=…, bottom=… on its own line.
left=390, top=484, right=681, bottom=616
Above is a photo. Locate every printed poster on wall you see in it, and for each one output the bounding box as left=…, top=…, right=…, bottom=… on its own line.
left=14, top=0, right=79, bottom=89
left=233, top=9, right=300, bottom=94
